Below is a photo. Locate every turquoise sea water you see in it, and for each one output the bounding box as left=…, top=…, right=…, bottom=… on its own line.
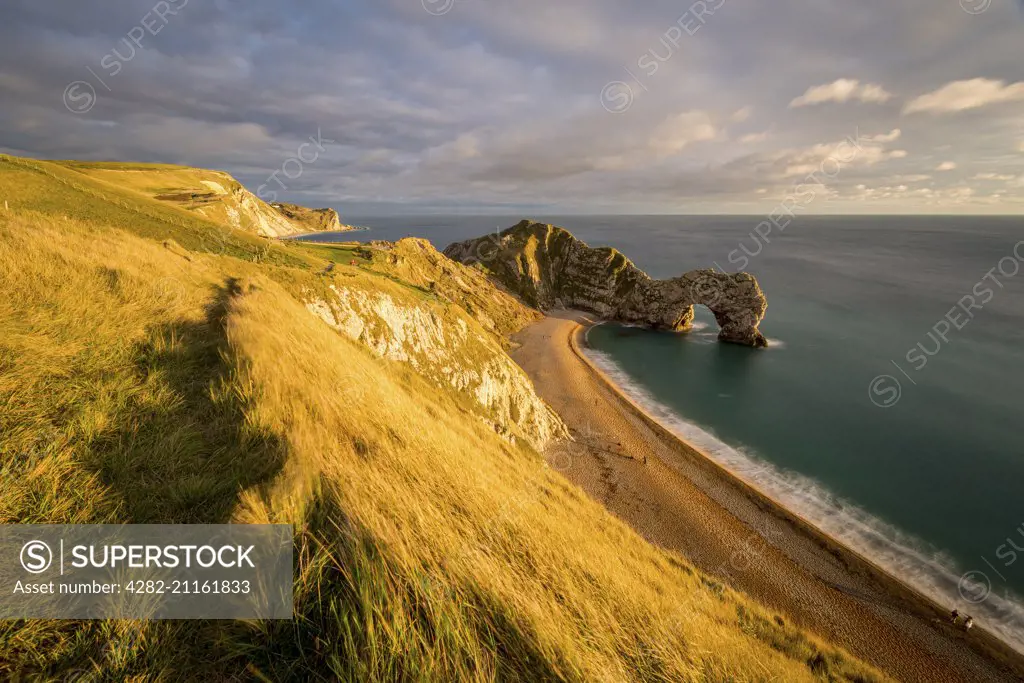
left=303, top=215, right=1024, bottom=650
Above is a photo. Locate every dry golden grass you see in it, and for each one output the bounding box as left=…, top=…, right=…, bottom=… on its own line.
left=0, top=160, right=890, bottom=681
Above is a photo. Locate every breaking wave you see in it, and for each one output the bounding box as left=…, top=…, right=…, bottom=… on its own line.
left=581, top=343, right=1024, bottom=654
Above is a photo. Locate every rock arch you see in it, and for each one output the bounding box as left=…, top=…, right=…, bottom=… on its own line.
left=444, top=221, right=768, bottom=347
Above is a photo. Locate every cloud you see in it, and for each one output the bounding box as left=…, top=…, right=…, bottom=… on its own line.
left=974, top=173, right=1016, bottom=181
left=772, top=129, right=904, bottom=177
left=649, top=111, right=719, bottom=155
left=789, top=79, right=893, bottom=107
left=903, top=78, right=1024, bottom=115
left=739, top=131, right=769, bottom=144
left=861, top=128, right=901, bottom=143
left=730, top=106, right=753, bottom=123
left=936, top=161, right=957, bottom=171
left=1, top=0, right=1023, bottom=213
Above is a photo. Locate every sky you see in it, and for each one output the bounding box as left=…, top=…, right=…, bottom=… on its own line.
left=0, top=0, right=1022, bottom=215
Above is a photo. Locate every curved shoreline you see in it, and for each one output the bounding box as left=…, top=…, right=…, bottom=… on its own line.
left=511, top=311, right=1024, bottom=683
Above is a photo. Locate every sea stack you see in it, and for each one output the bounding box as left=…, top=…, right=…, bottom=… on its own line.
left=444, top=220, right=769, bottom=347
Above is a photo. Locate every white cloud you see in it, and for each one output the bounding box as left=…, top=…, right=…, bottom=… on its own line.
left=730, top=106, right=753, bottom=123
left=974, top=172, right=1016, bottom=181
left=649, top=111, right=719, bottom=155
left=776, top=129, right=901, bottom=177
left=903, top=78, right=1024, bottom=115
left=739, top=131, right=769, bottom=144
left=936, top=161, right=957, bottom=171
left=789, top=79, right=893, bottom=107
left=423, top=133, right=481, bottom=165
left=942, top=187, right=975, bottom=202
left=859, top=84, right=893, bottom=103
left=862, top=128, right=901, bottom=143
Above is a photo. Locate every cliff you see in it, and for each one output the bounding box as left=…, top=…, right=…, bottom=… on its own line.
left=304, top=238, right=566, bottom=449
left=445, top=220, right=769, bottom=347
left=271, top=202, right=354, bottom=234
left=50, top=160, right=341, bottom=238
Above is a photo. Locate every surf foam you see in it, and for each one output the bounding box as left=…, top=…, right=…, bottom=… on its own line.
left=582, top=343, right=1024, bottom=654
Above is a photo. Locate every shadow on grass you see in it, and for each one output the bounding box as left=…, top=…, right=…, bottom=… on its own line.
left=87, top=278, right=287, bottom=524
left=31, top=282, right=567, bottom=681
left=4, top=278, right=294, bottom=680
left=220, top=484, right=568, bottom=682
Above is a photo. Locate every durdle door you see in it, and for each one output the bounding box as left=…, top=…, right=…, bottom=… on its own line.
left=444, top=220, right=769, bottom=347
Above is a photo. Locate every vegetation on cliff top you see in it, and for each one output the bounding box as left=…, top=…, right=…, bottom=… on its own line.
left=30, top=157, right=340, bottom=237
left=0, top=155, right=885, bottom=681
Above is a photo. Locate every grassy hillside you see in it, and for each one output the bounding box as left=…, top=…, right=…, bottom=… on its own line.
left=14, top=157, right=332, bottom=238
left=0, top=155, right=887, bottom=681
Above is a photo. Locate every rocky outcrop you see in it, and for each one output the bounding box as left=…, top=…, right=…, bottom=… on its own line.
left=225, top=182, right=302, bottom=237
left=360, top=238, right=542, bottom=339
left=154, top=174, right=318, bottom=238
left=271, top=203, right=354, bottom=234
left=148, top=172, right=346, bottom=238
left=444, top=220, right=769, bottom=347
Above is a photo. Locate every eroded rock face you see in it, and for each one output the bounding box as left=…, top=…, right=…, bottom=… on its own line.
left=271, top=203, right=354, bottom=233
left=304, top=238, right=567, bottom=450
left=444, top=220, right=769, bottom=347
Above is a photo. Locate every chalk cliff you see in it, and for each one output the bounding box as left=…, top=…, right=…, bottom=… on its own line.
left=444, top=220, right=769, bottom=347
left=304, top=237, right=567, bottom=449
left=271, top=203, right=354, bottom=234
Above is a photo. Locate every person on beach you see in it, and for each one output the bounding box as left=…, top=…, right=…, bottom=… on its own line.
left=964, top=616, right=974, bottom=632
left=951, top=609, right=960, bottom=624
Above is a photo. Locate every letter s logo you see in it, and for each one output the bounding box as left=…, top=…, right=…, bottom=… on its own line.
left=63, top=81, right=97, bottom=114
left=21, top=541, right=53, bottom=573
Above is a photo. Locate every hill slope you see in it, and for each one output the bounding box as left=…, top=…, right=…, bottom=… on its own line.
left=0, top=154, right=884, bottom=681
left=53, top=159, right=350, bottom=237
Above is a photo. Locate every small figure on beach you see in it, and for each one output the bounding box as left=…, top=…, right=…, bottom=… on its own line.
left=950, top=609, right=960, bottom=624
left=964, top=616, right=974, bottom=632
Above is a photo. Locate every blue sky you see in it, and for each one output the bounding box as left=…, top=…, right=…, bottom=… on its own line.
left=1, top=0, right=1023, bottom=214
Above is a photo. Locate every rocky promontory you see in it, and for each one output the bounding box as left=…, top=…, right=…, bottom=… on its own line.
left=444, top=220, right=769, bottom=347
left=271, top=203, right=353, bottom=233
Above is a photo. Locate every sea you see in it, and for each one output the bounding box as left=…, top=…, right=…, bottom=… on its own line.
left=298, top=214, right=1024, bottom=651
